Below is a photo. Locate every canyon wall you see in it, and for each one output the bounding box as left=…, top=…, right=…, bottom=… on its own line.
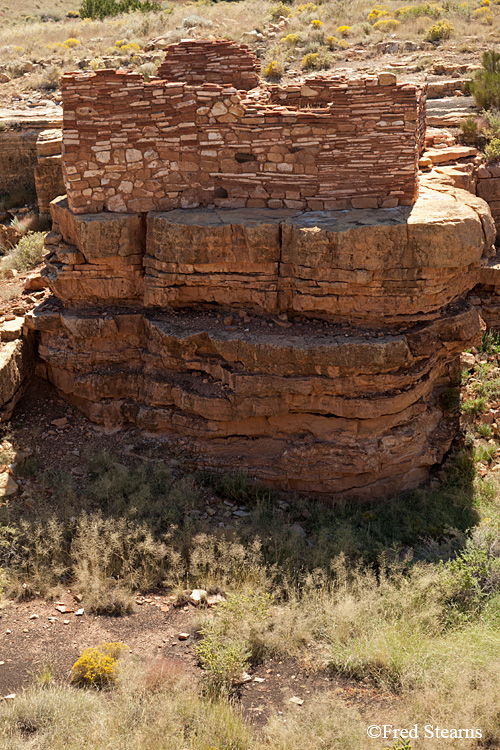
left=0, top=107, right=62, bottom=210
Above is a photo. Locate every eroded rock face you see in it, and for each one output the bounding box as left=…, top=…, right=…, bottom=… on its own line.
left=0, top=108, right=62, bottom=211
left=29, top=303, right=481, bottom=498
left=44, top=187, right=494, bottom=326
left=0, top=336, right=34, bottom=422
left=27, top=182, right=492, bottom=498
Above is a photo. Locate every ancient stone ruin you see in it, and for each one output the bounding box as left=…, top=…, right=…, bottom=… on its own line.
left=22, top=40, right=500, bottom=498
left=61, top=39, right=426, bottom=214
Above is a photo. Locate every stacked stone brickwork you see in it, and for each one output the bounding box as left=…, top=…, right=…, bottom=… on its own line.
left=60, top=53, right=426, bottom=214
left=157, top=39, right=260, bottom=90
left=0, top=318, right=34, bottom=422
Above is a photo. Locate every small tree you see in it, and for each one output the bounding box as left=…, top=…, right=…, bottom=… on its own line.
left=470, top=50, right=500, bottom=110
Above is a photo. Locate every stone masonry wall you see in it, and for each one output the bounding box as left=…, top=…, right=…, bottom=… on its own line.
left=157, top=39, right=260, bottom=91
left=60, top=68, right=426, bottom=215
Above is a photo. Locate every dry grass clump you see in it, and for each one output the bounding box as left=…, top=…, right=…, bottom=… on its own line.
left=0, top=232, right=46, bottom=274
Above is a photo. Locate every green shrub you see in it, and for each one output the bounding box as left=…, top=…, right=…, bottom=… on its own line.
left=79, top=0, right=160, bottom=20
left=462, top=395, right=488, bottom=414
left=470, top=50, right=500, bottom=110
left=424, top=19, right=453, bottom=42
left=440, top=525, right=500, bottom=620
left=195, top=593, right=272, bottom=696
left=301, top=47, right=334, bottom=70
left=71, top=642, right=129, bottom=688
left=486, top=137, right=500, bottom=163
left=481, top=329, right=500, bottom=354
left=477, top=423, right=493, bottom=439
left=484, top=108, right=500, bottom=139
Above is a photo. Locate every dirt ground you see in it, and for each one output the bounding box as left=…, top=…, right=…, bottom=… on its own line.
left=0, top=375, right=403, bottom=729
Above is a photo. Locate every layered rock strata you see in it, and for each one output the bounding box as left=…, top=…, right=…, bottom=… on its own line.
left=477, top=164, right=500, bottom=235
left=0, top=318, right=34, bottom=422
left=43, top=188, right=494, bottom=326
left=28, top=183, right=492, bottom=498
left=34, top=129, right=64, bottom=220
left=0, top=106, right=62, bottom=208
left=29, top=302, right=480, bottom=499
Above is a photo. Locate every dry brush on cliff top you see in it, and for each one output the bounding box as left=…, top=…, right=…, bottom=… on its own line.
left=2, top=335, right=500, bottom=746
left=0, top=0, right=499, bottom=89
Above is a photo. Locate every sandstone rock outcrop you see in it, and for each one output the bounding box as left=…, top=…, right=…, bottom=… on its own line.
left=28, top=180, right=491, bottom=498
left=0, top=326, right=34, bottom=422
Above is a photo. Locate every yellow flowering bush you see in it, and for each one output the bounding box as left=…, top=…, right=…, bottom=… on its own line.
left=368, top=6, right=389, bottom=22
left=395, top=4, right=443, bottom=19
left=373, top=17, right=401, bottom=30
left=336, top=25, right=352, bottom=36
left=302, top=48, right=334, bottom=70
left=326, top=35, right=349, bottom=49
left=264, top=60, right=284, bottom=79
left=473, top=6, right=494, bottom=22
left=280, top=33, right=301, bottom=45
left=71, top=642, right=129, bottom=688
left=47, top=42, right=69, bottom=51
left=295, top=3, right=318, bottom=14
left=121, top=42, right=141, bottom=53
left=64, top=38, right=81, bottom=48
left=425, top=18, right=453, bottom=40
left=310, top=19, right=323, bottom=26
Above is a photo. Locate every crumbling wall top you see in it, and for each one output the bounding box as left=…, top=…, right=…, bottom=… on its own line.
left=157, top=38, right=260, bottom=91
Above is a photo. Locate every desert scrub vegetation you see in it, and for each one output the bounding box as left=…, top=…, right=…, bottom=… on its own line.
left=71, top=642, right=129, bottom=688
left=0, top=666, right=374, bottom=749
left=0, top=232, right=45, bottom=274
left=80, top=0, right=161, bottom=21
left=4, top=343, right=500, bottom=745
left=471, top=49, right=500, bottom=110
